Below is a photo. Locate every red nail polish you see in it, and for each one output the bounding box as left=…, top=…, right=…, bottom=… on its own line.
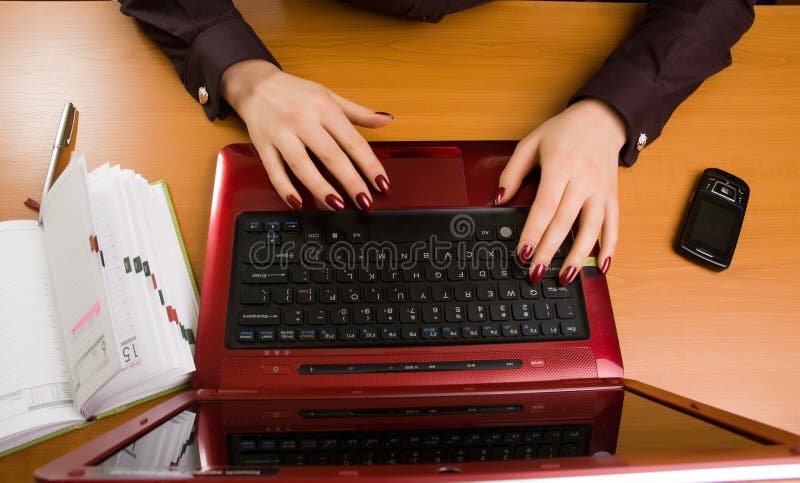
left=529, top=264, right=545, bottom=285
left=517, top=244, right=533, bottom=265
left=24, top=198, right=41, bottom=212
left=560, top=266, right=578, bottom=286
left=375, top=111, right=394, bottom=119
left=375, top=174, right=392, bottom=195
left=325, top=194, right=345, bottom=211
left=355, top=192, right=373, bottom=212
left=494, top=187, right=506, bottom=206
left=600, top=257, right=612, bottom=275
left=286, top=194, right=303, bottom=211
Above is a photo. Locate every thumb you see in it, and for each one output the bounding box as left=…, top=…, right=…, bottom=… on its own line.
left=328, top=90, right=394, bottom=129
left=496, top=134, right=541, bottom=205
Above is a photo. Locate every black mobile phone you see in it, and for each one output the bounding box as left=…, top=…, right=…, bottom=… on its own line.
left=676, top=168, right=749, bottom=270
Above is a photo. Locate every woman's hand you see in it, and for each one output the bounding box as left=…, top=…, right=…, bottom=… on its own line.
left=221, top=60, right=394, bottom=211
left=495, top=98, right=626, bottom=285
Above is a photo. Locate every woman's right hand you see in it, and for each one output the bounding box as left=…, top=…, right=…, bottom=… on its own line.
left=220, top=59, right=394, bottom=211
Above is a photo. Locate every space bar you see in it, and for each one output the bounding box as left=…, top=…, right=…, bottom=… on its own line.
left=298, top=359, right=522, bottom=375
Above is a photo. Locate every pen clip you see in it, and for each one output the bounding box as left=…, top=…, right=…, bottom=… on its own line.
left=64, top=107, right=76, bottom=147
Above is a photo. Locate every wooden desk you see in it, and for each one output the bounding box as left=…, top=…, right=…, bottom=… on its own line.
left=1, top=0, right=798, bottom=479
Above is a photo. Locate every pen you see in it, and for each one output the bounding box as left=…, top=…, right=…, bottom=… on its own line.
left=39, top=101, right=76, bottom=223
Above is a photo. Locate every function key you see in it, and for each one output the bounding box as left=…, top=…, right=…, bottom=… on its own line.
left=326, top=231, right=345, bottom=244
left=476, top=226, right=495, bottom=241
left=266, top=231, right=281, bottom=245
left=305, top=230, right=323, bottom=243
left=348, top=230, right=366, bottom=243
left=237, top=329, right=255, bottom=343
left=265, top=220, right=282, bottom=232
left=283, top=219, right=301, bottom=232
left=246, top=220, right=262, bottom=232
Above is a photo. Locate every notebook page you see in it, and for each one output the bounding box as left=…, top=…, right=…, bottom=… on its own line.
left=41, top=156, right=122, bottom=413
left=84, top=165, right=178, bottom=414
left=0, top=220, right=83, bottom=453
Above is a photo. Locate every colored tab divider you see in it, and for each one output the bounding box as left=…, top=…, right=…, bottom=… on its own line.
left=72, top=301, right=101, bottom=336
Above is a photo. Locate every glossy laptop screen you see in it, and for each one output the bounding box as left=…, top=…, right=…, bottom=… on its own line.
left=90, top=388, right=766, bottom=479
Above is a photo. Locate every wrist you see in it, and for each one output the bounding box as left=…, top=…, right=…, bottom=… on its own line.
left=572, top=98, right=627, bottom=151
left=220, top=59, right=281, bottom=114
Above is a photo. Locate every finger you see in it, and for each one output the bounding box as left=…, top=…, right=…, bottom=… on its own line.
left=561, top=198, right=605, bottom=284
left=518, top=167, right=569, bottom=277
left=597, top=198, right=619, bottom=275
left=298, top=128, right=374, bottom=212
left=328, top=90, right=394, bottom=129
left=322, top=110, right=391, bottom=194
left=275, top=135, right=346, bottom=211
left=256, top=143, right=303, bottom=210
left=496, top=134, right=541, bottom=206
left=526, top=180, right=584, bottom=285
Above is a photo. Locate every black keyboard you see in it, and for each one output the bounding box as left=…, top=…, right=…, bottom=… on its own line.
left=226, top=208, right=590, bottom=349
left=229, top=424, right=591, bottom=466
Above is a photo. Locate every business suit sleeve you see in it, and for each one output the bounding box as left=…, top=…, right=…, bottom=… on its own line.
left=118, top=0, right=280, bottom=120
left=571, top=0, right=756, bottom=166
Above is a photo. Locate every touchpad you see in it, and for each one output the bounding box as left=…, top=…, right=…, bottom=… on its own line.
left=374, top=154, right=468, bottom=209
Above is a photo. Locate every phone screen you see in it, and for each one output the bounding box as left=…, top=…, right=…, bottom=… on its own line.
left=687, top=197, right=739, bottom=253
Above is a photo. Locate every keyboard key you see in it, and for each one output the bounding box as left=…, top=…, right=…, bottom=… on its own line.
left=490, top=302, right=510, bottom=321
left=476, top=283, right=497, bottom=301
left=409, top=286, right=430, bottom=302
left=442, top=326, right=460, bottom=339
left=319, top=328, right=336, bottom=341
left=454, top=285, right=475, bottom=301
left=401, top=326, right=420, bottom=339
left=241, top=287, right=269, bottom=304
left=481, top=324, right=500, bottom=338
left=299, top=328, right=316, bottom=342
left=242, top=266, right=288, bottom=284
left=246, top=220, right=261, bottom=232
left=556, top=301, right=577, bottom=319
left=238, top=330, right=255, bottom=342
left=240, top=309, right=280, bottom=326
left=542, top=321, right=560, bottom=335
left=520, top=322, right=540, bottom=336
left=462, top=325, right=480, bottom=338
left=278, top=328, right=296, bottom=342
left=512, top=302, right=532, bottom=320
left=501, top=323, right=520, bottom=337
left=498, top=283, right=519, bottom=300
left=534, top=302, right=554, bottom=320
left=381, top=327, right=399, bottom=340
left=257, top=329, right=275, bottom=342
left=422, top=305, right=443, bottom=323
left=421, top=326, right=440, bottom=339
left=467, top=304, right=488, bottom=322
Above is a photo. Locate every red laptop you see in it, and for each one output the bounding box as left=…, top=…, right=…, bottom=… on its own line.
left=195, top=141, right=622, bottom=397
left=35, top=142, right=800, bottom=481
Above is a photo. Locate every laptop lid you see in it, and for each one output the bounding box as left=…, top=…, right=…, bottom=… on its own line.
left=195, top=142, right=622, bottom=397
left=34, top=380, right=800, bottom=482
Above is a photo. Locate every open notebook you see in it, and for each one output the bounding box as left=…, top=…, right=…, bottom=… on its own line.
left=0, top=156, right=198, bottom=456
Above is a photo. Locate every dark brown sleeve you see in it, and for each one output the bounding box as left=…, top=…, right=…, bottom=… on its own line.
left=118, top=0, right=280, bottom=120
left=571, top=0, right=756, bottom=166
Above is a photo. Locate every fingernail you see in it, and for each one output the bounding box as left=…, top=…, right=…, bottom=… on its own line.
left=494, top=187, right=506, bottom=206
left=375, top=174, right=392, bottom=195
left=560, top=266, right=578, bottom=286
left=24, top=198, right=41, bottom=212
left=286, top=194, right=303, bottom=211
left=516, top=244, right=534, bottom=265
left=355, top=192, right=373, bottom=212
left=375, top=111, right=394, bottom=119
left=600, top=257, right=612, bottom=275
left=325, top=194, right=345, bottom=211
left=529, top=264, right=545, bottom=285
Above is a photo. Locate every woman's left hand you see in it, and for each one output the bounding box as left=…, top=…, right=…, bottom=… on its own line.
left=495, top=98, right=626, bottom=285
